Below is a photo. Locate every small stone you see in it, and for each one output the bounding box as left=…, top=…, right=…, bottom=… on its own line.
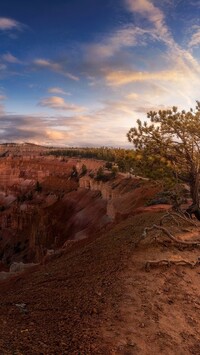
left=15, top=303, right=28, bottom=314
left=96, top=291, right=102, bottom=297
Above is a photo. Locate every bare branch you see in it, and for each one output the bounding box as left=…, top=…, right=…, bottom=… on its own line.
left=140, top=224, right=200, bottom=246
left=160, top=211, right=198, bottom=227
left=145, top=257, right=200, bottom=271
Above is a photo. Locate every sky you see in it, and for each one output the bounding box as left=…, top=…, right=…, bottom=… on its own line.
left=1, top=0, right=200, bottom=147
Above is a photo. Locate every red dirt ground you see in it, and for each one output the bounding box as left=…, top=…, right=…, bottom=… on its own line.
left=1, top=211, right=200, bottom=354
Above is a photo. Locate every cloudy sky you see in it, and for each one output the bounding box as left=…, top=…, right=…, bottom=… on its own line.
left=0, top=0, right=200, bottom=147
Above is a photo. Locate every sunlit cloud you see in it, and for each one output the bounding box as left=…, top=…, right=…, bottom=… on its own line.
left=45, top=129, right=66, bottom=140
left=85, top=25, right=148, bottom=60
left=2, top=52, right=21, bottom=64
left=125, top=0, right=172, bottom=45
left=1, top=1, right=200, bottom=147
left=0, top=17, right=22, bottom=31
left=34, top=58, right=79, bottom=81
left=126, top=92, right=139, bottom=100
left=188, top=26, right=200, bottom=48
left=106, top=69, right=182, bottom=86
left=48, top=87, right=71, bottom=95
left=38, top=96, right=85, bottom=112
left=0, top=111, right=130, bottom=147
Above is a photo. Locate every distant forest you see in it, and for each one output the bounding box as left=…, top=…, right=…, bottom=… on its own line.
left=47, top=147, right=135, bottom=173
left=46, top=147, right=173, bottom=182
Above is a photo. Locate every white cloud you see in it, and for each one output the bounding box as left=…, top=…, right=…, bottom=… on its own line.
left=39, top=96, right=85, bottom=112
left=34, top=58, right=79, bottom=81
left=125, top=0, right=171, bottom=45
left=0, top=110, right=130, bottom=147
left=0, top=104, right=5, bottom=115
left=0, top=17, right=22, bottom=31
left=126, top=92, right=139, bottom=99
left=188, top=26, right=200, bottom=48
left=48, top=87, right=71, bottom=95
left=85, top=25, right=148, bottom=60
left=0, top=64, right=7, bottom=71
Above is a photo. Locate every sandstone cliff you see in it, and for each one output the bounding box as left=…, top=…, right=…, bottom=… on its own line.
left=0, top=155, right=163, bottom=266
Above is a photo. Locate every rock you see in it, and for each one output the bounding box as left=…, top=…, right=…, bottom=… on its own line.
left=9, top=262, right=38, bottom=273
left=15, top=303, right=28, bottom=314
left=0, top=271, right=13, bottom=280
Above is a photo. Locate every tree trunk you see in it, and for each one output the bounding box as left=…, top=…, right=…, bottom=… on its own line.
left=187, top=172, right=200, bottom=220
left=190, top=172, right=200, bottom=206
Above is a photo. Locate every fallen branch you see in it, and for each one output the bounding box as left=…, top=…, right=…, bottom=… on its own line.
left=140, top=224, right=200, bottom=246
left=145, top=257, right=200, bottom=271
left=160, top=211, right=198, bottom=227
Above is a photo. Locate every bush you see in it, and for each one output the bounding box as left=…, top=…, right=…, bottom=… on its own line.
left=81, top=164, right=87, bottom=175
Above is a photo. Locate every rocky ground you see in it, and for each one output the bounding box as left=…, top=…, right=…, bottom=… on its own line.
left=1, top=211, right=200, bottom=354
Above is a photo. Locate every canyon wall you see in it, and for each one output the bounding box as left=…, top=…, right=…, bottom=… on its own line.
left=0, top=154, right=160, bottom=266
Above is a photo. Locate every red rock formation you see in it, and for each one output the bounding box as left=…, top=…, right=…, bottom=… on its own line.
left=0, top=153, right=164, bottom=267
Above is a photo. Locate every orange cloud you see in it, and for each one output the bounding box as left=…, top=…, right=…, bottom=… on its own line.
left=39, top=96, right=85, bottom=112
left=106, top=70, right=182, bottom=86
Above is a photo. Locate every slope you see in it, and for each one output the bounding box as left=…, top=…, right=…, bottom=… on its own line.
left=1, top=211, right=200, bottom=354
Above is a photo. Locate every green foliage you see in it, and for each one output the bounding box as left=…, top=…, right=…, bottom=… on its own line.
left=127, top=102, right=200, bottom=204
left=96, top=167, right=104, bottom=180
left=111, top=166, right=119, bottom=178
left=81, top=164, right=87, bottom=175
left=46, top=147, right=137, bottom=173
left=105, top=161, right=113, bottom=170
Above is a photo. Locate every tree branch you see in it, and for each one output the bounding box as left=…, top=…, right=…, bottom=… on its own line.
left=140, top=224, right=200, bottom=246
left=145, top=257, right=200, bottom=271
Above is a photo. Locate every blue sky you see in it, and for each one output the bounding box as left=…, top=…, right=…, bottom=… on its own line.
left=0, top=0, right=200, bottom=146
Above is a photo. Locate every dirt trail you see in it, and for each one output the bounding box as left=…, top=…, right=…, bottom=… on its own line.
left=1, top=211, right=200, bottom=354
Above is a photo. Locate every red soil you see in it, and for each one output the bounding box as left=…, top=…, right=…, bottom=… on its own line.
left=1, top=211, right=200, bottom=354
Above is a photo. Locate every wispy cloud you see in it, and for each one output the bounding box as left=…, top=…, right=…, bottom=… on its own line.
left=0, top=104, right=5, bottom=115
left=106, top=69, right=181, bottom=86
left=125, top=0, right=172, bottom=45
left=34, top=58, right=79, bottom=81
left=188, top=25, right=200, bottom=48
left=39, top=96, right=85, bottom=112
left=2, top=53, right=21, bottom=64
left=0, top=95, right=6, bottom=115
left=85, top=25, right=148, bottom=60
left=0, top=111, right=126, bottom=147
left=0, top=64, right=7, bottom=71
left=0, top=17, right=22, bottom=31
left=48, top=87, right=71, bottom=95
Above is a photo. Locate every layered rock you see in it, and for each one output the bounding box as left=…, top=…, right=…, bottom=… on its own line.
left=0, top=154, right=162, bottom=267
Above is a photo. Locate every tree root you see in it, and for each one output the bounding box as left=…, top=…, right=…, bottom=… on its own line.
left=140, top=224, right=200, bottom=246
left=160, top=211, right=198, bottom=227
left=145, top=257, right=200, bottom=271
